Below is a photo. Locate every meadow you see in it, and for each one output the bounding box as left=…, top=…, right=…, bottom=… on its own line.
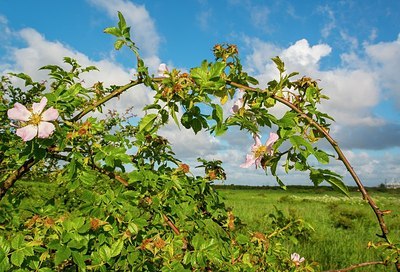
left=216, top=185, right=400, bottom=271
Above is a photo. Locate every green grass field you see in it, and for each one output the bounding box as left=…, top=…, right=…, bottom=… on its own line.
left=216, top=185, right=400, bottom=271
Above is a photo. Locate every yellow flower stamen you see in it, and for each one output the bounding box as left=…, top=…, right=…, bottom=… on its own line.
left=254, top=145, right=267, bottom=158
left=29, top=113, right=42, bottom=125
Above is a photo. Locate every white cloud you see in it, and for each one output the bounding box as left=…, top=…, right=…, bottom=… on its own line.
left=365, top=34, right=400, bottom=108
left=317, top=5, right=336, bottom=39
left=243, top=36, right=384, bottom=126
left=2, top=27, right=153, bottom=114
left=318, top=69, right=381, bottom=125
left=339, top=31, right=359, bottom=50
left=281, top=39, right=331, bottom=70
left=243, top=37, right=281, bottom=77
left=159, top=123, right=221, bottom=159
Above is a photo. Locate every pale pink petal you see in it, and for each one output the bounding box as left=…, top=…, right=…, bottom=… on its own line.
left=291, top=253, right=304, bottom=263
left=16, top=125, right=38, bottom=141
left=157, top=63, right=169, bottom=77
left=252, top=134, right=262, bottom=148
left=41, top=107, right=59, bottom=121
left=265, top=132, right=279, bottom=147
left=240, top=154, right=255, bottom=168
left=254, top=157, right=262, bottom=168
left=7, top=103, right=32, bottom=121
left=32, top=97, right=47, bottom=114
left=37, top=121, right=55, bottom=138
left=230, top=98, right=243, bottom=113
left=291, top=253, right=299, bottom=262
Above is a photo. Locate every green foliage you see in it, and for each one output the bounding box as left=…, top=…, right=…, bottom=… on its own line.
left=0, top=11, right=398, bottom=271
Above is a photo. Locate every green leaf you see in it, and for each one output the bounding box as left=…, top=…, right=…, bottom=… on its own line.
left=209, top=61, right=225, bottom=80
left=117, top=11, right=127, bottom=30
left=181, top=112, right=192, bottom=129
left=72, top=251, right=86, bottom=269
left=314, top=150, right=330, bottom=164
left=310, top=169, right=349, bottom=196
left=0, top=248, right=5, bottom=263
left=99, top=245, right=111, bottom=262
left=192, top=234, right=205, bottom=250
left=114, top=39, right=125, bottom=50
left=110, top=239, right=124, bottom=258
left=138, top=113, right=157, bottom=132
left=190, top=60, right=209, bottom=84
left=211, top=104, right=224, bottom=123
left=11, top=251, right=24, bottom=267
left=55, top=246, right=71, bottom=265
left=214, top=123, right=228, bottom=136
left=305, top=86, right=317, bottom=103
left=271, top=56, right=285, bottom=73
left=246, top=75, right=259, bottom=85
left=325, top=175, right=349, bottom=196
left=11, top=235, right=24, bottom=250
left=290, top=135, right=314, bottom=154
left=275, top=176, right=287, bottom=190
left=192, top=118, right=202, bottom=134
left=9, top=72, right=33, bottom=86
left=276, top=111, right=297, bottom=128
left=103, top=27, right=121, bottom=37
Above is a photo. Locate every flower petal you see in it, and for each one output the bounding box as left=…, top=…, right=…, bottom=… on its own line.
left=252, top=134, right=262, bottom=148
left=32, top=97, right=47, bottom=114
left=240, top=154, right=255, bottom=168
left=157, top=63, right=169, bottom=77
left=7, top=103, right=32, bottom=121
left=230, top=98, right=243, bottom=114
left=37, top=121, right=55, bottom=138
left=41, top=107, right=59, bottom=121
left=16, top=125, right=38, bottom=141
left=265, top=132, right=279, bottom=147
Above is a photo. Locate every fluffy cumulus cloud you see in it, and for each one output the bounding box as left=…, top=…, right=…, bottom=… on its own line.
left=2, top=27, right=153, bottom=113
left=365, top=34, right=400, bottom=108
left=281, top=39, right=332, bottom=69
left=244, top=35, right=399, bottom=130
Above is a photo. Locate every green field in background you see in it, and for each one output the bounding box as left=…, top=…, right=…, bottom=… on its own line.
left=216, top=185, right=400, bottom=271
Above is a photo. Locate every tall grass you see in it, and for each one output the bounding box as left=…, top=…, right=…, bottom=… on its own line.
left=216, top=186, right=400, bottom=271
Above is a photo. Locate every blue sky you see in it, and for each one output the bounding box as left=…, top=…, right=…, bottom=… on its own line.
left=1, top=0, right=399, bottom=187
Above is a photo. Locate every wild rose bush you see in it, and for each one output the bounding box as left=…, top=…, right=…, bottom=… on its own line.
left=0, top=12, right=398, bottom=271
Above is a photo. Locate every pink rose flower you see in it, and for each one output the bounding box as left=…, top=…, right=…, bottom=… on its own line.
left=240, top=132, right=279, bottom=168
left=7, top=97, right=59, bottom=141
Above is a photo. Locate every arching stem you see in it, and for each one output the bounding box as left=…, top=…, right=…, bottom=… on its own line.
left=228, top=80, right=391, bottom=242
